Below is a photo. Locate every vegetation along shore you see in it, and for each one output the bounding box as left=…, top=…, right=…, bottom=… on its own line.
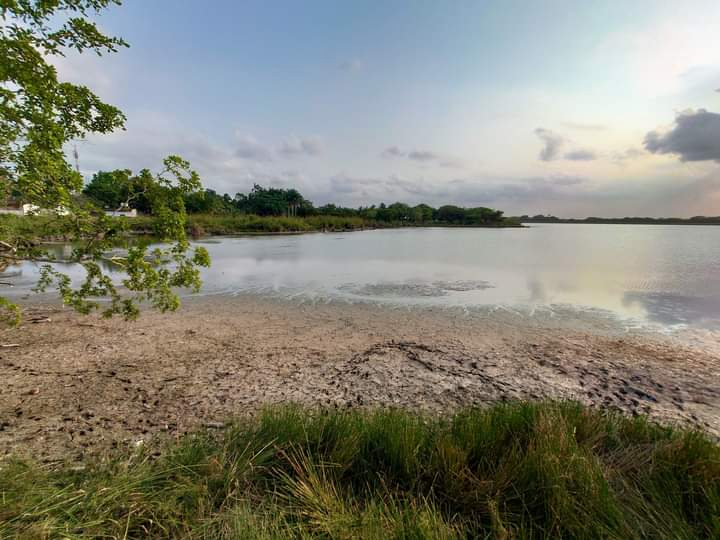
left=2, top=1, right=720, bottom=538
left=2, top=401, right=718, bottom=538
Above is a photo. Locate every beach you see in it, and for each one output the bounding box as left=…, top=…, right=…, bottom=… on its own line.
left=2, top=295, right=718, bottom=461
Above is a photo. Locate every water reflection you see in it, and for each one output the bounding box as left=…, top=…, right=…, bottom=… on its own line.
left=623, top=292, right=720, bottom=328
left=527, top=278, right=547, bottom=303
left=338, top=280, right=493, bottom=298
left=2, top=225, right=720, bottom=330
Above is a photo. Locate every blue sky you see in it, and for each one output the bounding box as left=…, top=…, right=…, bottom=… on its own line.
left=58, top=0, right=720, bottom=217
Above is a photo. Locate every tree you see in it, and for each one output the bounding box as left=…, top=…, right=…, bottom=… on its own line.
left=436, top=205, right=465, bottom=223
left=0, top=1, right=210, bottom=322
left=184, top=189, right=234, bottom=214
left=412, top=204, right=433, bottom=223
left=234, top=184, right=314, bottom=217
left=284, top=188, right=303, bottom=217
left=83, top=170, right=130, bottom=209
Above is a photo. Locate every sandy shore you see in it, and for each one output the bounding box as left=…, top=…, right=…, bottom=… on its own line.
left=1, top=295, right=719, bottom=460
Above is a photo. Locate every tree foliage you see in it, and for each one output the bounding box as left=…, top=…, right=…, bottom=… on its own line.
left=166, top=183, right=511, bottom=227
left=232, top=184, right=312, bottom=217
left=0, top=1, right=210, bottom=322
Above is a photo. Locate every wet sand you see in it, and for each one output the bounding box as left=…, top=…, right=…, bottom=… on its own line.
left=1, top=296, right=718, bottom=460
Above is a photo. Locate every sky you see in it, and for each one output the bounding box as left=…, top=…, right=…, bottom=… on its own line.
left=56, top=0, right=720, bottom=217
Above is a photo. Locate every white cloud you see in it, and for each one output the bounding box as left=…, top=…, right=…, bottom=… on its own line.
left=49, top=50, right=123, bottom=101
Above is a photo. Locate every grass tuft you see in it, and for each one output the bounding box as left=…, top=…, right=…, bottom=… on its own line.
left=1, top=401, right=718, bottom=538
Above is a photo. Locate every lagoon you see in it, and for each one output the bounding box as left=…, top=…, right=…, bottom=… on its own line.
left=4, top=223, right=720, bottom=331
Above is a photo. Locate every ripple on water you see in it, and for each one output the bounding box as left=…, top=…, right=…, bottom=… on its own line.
left=337, top=280, right=494, bottom=298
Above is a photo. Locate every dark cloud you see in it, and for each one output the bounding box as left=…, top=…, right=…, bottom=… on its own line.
left=534, top=128, right=564, bottom=161
left=381, top=146, right=405, bottom=158
left=644, top=109, right=720, bottom=162
left=563, top=149, right=597, bottom=161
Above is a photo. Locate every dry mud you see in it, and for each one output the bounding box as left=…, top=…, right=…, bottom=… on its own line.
left=1, top=296, right=718, bottom=461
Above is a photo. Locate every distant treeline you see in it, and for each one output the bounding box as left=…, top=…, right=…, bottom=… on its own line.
left=520, top=215, right=720, bottom=225
left=83, top=174, right=519, bottom=227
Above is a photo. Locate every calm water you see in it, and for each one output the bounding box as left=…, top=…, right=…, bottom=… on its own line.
left=3, top=224, right=720, bottom=331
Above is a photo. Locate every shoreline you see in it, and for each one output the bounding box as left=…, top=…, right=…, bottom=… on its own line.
left=1, top=294, right=718, bottom=461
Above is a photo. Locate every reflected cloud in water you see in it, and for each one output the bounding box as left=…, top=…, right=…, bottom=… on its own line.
left=527, top=278, right=547, bottom=303
left=2, top=225, right=720, bottom=334
left=622, top=291, right=720, bottom=328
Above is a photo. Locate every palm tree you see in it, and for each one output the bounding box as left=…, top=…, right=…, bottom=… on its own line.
left=285, top=189, right=303, bottom=217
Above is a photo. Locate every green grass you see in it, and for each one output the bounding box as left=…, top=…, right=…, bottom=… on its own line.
left=179, top=213, right=374, bottom=235
left=0, top=213, right=520, bottom=244
left=0, top=213, right=372, bottom=248
left=1, top=402, right=718, bottom=539
left=0, top=214, right=72, bottom=242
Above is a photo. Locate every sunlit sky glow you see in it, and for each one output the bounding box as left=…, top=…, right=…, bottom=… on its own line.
left=60, top=0, right=720, bottom=217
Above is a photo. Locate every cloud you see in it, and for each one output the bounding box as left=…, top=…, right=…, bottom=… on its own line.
left=339, top=59, right=363, bottom=72
left=439, top=158, right=465, bottom=169
left=309, top=172, right=593, bottom=210
left=550, top=175, right=586, bottom=186
left=408, top=150, right=438, bottom=162
left=644, top=109, right=720, bottom=162
left=534, top=128, right=564, bottom=161
left=563, top=149, right=597, bottom=161
left=381, top=146, right=405, bottom=158
left=235, top=135, right=273, bottom=161
left=611, top=147, right=645, bottom=164
left=49, top=50, right=122, bottom=101
left=78, top=113, right=720, bottom=218
left=380, top=146, right=464, bottom=168
left=233, top=134, right=323, bottom=161
left=535, top=128, right=598, bottom=162
left=310, top=168, right=720, bottom=219
left=278, top=135, right=323, bottom=157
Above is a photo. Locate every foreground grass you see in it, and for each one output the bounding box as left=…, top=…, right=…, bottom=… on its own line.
left=1, top=402, right=719, bottom=539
